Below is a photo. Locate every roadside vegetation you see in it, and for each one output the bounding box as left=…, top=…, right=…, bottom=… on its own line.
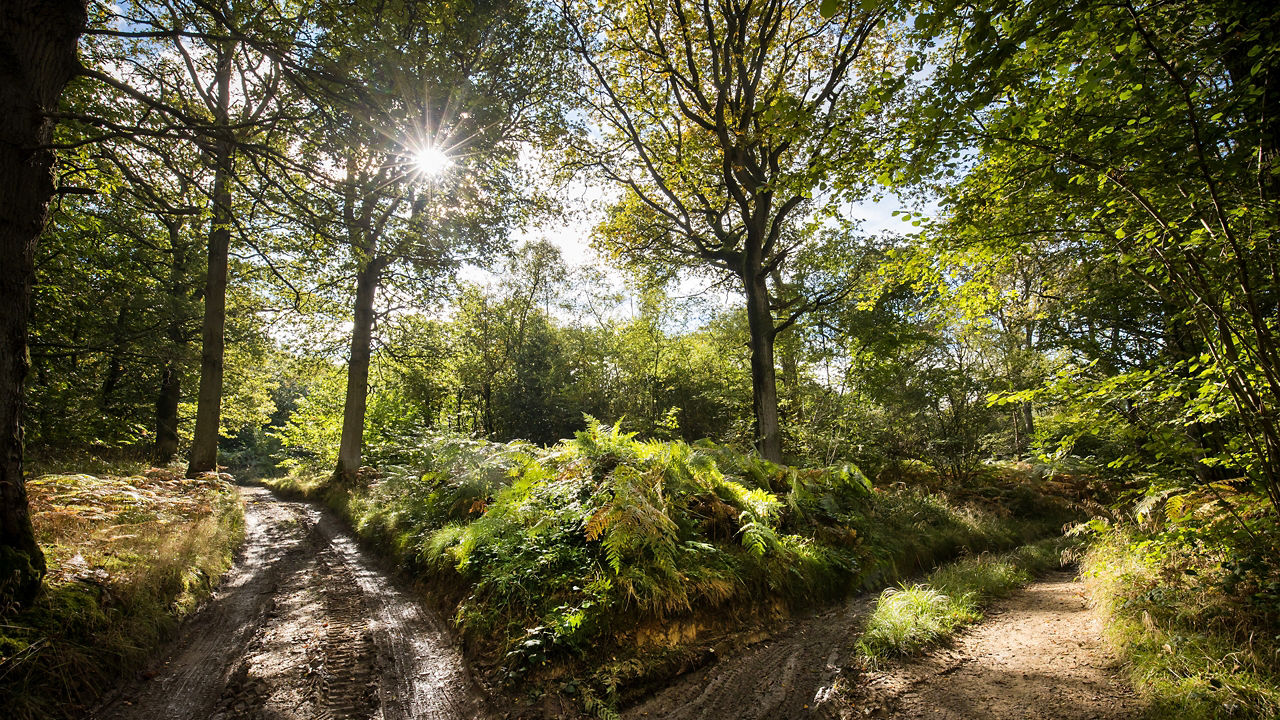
left=857, top=538, right=1072, bottom=661
left=1081, top=492, right=1280, bottom=720
left=268, top=420, right=1076, bottom=711
left=0, top=466, right=243, bottom=720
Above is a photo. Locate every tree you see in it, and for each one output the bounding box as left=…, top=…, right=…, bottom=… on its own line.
left=565, top=0, right=910, bottom=462
left=926, top=0, right=1280, bottom=512
left=287, top=0, right=568, bottom=481
left=79, top=0, right=303, bottom=477
left=0, top=0, right=88, bottom=604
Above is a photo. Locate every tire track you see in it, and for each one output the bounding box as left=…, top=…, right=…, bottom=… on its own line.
left=623, top=593, right=877, bottom=720
left=94, top=485, right=491, bottom=720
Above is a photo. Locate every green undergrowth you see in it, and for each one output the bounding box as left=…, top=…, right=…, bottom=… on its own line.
left=0, top=468, right=244, bottom=719
left=268, top=420, right=1074, bottom=714
left=1081, top=487, right=1280, bottom=720
left=858, top=537, right=1073, bottom=661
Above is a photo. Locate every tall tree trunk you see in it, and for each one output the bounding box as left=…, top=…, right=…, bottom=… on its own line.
left=154, top=218, right=188, bottom=465
left=0, top=0, right=87, bottom=605
left=154, top=361, right=181, bottom=464
left=186, top=40, right=234, bottom=478
left=98, top=304, right=128, bottom=410
left=744, top=272, right=782, bottom=463
left=334, top=255, right=383, bottom=482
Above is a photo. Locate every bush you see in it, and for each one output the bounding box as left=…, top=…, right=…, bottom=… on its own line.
left=1081, top=488, right=1280, bottom=720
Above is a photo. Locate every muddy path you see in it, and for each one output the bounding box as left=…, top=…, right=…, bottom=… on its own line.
left=624, top=572, right=1139, bottom=720
left=623, top=593, right=876, bottom=719
left=93, top=485, right=490, bottom=720
left=850, top=571, right=1139, bottom=720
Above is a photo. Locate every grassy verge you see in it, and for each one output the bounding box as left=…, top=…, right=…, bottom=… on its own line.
left=0, top=467, right=244, bottom=719
left=1082, top=511, right=1280, bottom=720
left=267, top=422, right=1075, bottom=715
left=857, top=538, right=1072, bottom=661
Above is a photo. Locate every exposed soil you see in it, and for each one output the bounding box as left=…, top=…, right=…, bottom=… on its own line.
left=849, top=571, right=1139, bottom=720
left=92, top=485, right=490, bottom=720
left=623, top=593, right=877, bottom=719
left=624, top=572, right=1140, bottom=720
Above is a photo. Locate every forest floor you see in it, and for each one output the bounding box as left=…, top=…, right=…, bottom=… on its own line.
left=625, top=571, right=1140, bottom=720
left=91, top=485, right=491, bottom=720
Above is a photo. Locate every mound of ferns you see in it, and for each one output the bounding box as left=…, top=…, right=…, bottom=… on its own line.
left=350, top=418, right=872, bottom=670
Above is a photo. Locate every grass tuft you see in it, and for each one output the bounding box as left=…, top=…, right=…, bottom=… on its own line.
left=858, top=538, right=1069, bottom=660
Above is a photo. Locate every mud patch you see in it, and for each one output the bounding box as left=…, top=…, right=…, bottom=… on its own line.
left=622, top=594, right=876, bottom=719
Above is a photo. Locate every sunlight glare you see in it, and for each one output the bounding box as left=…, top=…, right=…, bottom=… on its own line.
left=413, top=146, right=451, bottom=177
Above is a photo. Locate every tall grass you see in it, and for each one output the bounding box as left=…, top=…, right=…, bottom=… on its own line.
left=0, top=469, right=244, bottom=719
left=1083, top=526, right=1280, bottom=719
left=858, top=538, right=1069, bottom=660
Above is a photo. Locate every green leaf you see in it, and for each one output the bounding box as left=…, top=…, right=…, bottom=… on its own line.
left=820, top=0, right=840, bottom=19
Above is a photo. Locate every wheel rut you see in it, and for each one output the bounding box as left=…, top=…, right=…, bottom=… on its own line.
left=93, top=485, right=490, bottom=720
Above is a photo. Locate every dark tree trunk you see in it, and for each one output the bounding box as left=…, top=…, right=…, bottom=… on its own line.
left=154, top=218, right=188, bottom=465
left=0, top=0, right=87, bottom=605
left=744, top=271, right=782, bottom=463
left=334, top=255, right=383, bottom=482
left=98, top=304, right=128, bottom=410
left=186, top=40, right=234, bottom=478
left=1020, top=401, right=1035, bottom=446
left=154, top=360, right=181, bottom=464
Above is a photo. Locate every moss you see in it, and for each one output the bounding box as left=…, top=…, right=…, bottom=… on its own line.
left=0, top=545, right=45, bottom=609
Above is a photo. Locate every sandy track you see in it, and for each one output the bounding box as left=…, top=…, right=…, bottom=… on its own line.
left=625, top=572, right=1139, bottom=720
left=849, top=571, right=1139, bottom=719
left=92, top=485, right=491, bottom=720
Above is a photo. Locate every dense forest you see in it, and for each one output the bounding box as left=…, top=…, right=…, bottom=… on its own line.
left=1, top=0, right=1277, bottom=718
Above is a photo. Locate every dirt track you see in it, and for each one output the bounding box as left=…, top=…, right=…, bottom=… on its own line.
left=623, top=593, right=877, bottom=719
left=92, top=486, right=490, bottom=720
left=90, top=488, right=1139, bottom=720
left=624, top=572, right=1139, bottom=720
left=850, top=571, right=1139, bottom=720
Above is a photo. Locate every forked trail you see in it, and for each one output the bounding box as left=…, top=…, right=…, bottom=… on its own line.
left=92, top=488, right=1137, bottom=720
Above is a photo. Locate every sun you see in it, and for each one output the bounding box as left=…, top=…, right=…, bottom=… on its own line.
left=412, top=146, right=451, bottom=177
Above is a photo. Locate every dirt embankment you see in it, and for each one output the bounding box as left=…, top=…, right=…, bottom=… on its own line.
left=92, top=486, right=490, bottom=720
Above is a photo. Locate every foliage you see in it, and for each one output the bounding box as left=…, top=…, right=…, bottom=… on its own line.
left=1080, top=486, right=1280, bottom=719
left=923, top=0, right=1280, bottom=513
